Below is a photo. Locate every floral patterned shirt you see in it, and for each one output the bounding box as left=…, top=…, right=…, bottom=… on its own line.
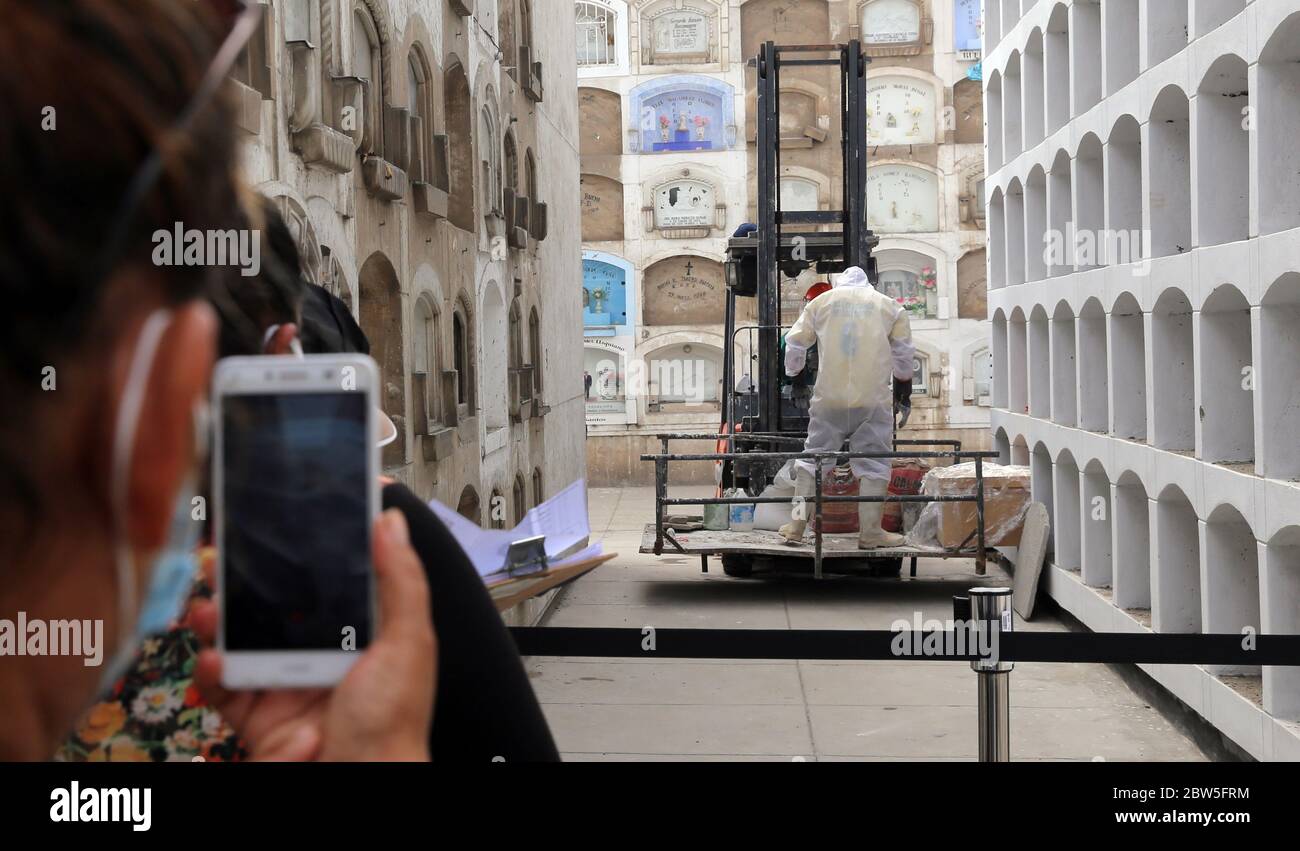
left=56, top=548, right=247, bottom=762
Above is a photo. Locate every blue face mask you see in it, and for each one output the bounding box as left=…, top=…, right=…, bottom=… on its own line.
left=101, top=310, right=209, bottom=694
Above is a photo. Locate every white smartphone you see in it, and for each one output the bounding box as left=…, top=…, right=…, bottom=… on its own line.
left=212, top=354, right=380, bottom=689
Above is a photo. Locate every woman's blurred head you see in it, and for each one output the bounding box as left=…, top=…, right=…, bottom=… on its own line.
left=0, top=0, right=246, bottom=754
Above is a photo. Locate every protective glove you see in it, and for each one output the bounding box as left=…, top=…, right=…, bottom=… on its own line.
left=893, top=378, right=913, bottom=407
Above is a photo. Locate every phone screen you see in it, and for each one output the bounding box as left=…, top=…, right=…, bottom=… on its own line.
left=220, top=391, right=372, bottom=652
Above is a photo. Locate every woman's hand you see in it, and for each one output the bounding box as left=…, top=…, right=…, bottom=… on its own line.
left=191, top=509, right=437, bottom=761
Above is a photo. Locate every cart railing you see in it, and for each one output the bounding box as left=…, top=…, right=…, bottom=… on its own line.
left=641, top=433, right=1000, bottom=579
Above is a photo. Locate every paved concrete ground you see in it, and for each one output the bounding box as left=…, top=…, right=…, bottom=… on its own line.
left=525, top=486, right=1209, bottom=762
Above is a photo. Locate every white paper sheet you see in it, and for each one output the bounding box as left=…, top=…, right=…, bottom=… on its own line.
left=428, top=478, right=594, bottom=580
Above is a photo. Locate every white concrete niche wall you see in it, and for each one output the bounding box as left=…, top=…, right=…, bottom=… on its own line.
left=1008, top=309, right=1029, bottom=413
left=1144, top=0, right=1189, bottom=70
left=1044, top=5, right=1072, bottom=135
left=992, top=311, right=1010, bottom=409
left=1006, top=180, right=1027, bottom=286
left=1103, top=0, right=1140, bottom=97
left=989, top=189, right=1007, bottom=288
left=1078, top=298, right=1108, bottom=431
left=1004, top=51, right=1024, bottom=162
left=1258, top=14, right=1300, bottom=235
left=1075, top=134, right=1104, bottom=270
left=1071, top=0, right=1103, bottom=116
left=1025, top=166, right=1048, bottom=281
left=987, top=72, right=1005, bottom=170
left=1023, top=33, right=1046, bottom=151
left=996, top=429, right=1012, bottom=466
left=1194, top=56, right=1250, bottom=247
left=1029, top=305, right=1051, bottom=418
left=1153, top=486, right=1202, bottom=634
left=1050, top=301, right=1078, bottom=426
left=1031, top=443, right=1057, bottom=550
left=1201, top=505, right=1261, bottom=676
left=1081, top=461, right=1114, bottom=587
left=1259, top=274, right=1300, bottom=480
left=1001, top=0, right=1020, bottom=39
left=1193, top=0, right=1246, bottom=38
left=1148, top=86, right=1193, bottom=258
left=1197, top=284, right=1254, bottom=465
left=1112, top=473, right=1152, bottom=609
left=1047, top=150, right=1073, bottom=277
left=1151, top=288, right=1195, bottom=451
left=1053, top=452, right=1083, bottom=571
left=1105, top=116, right=1143, bottom=264
left=987, top=1, right=1003, bottom=48
left=1109, top=293, right=1147, bottom=440
left=1261, top=528, right=1300, bottom=720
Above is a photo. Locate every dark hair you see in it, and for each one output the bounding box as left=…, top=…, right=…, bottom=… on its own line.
left=0, top=0, right=242, bottom=543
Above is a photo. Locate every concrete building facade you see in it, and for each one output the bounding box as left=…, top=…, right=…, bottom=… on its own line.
left=984, top=0, right=1300, bottom=759
left=234, top=0, right=584, bottom=621
left=578, top=0, right=992, bottom=486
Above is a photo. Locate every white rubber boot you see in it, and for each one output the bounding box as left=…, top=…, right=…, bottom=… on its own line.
left=779, top=466, right=814, bottom=544
left=857, top=478, right=905, bottom=549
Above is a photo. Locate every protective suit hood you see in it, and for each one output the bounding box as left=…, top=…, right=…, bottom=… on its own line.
left=834, top=266, right=871, bottom=289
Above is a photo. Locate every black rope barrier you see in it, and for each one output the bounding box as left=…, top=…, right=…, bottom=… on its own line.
left=510, top=627, right=1300, bottom=667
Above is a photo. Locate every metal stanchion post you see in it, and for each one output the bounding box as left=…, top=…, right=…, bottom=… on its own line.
left=968, top=587, right=1013, bottom=762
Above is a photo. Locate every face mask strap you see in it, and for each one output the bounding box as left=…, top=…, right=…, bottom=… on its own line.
left=109, top=310, right=174, bottom=646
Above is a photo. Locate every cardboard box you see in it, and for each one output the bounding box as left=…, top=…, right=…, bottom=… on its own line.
left=924, top=464, right=1031, bottom=549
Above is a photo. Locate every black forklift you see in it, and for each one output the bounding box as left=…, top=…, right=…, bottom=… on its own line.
left=639, top=40, right=999, bottom=581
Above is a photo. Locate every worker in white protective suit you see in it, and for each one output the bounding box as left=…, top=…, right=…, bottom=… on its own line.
left=779, top=265, right=915, bottom=548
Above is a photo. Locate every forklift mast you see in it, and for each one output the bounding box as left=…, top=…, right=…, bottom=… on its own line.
left=725, top=40, right=879, bottom=442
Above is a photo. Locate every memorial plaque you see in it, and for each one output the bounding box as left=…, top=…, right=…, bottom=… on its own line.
left=581, top=174, right=626, bottom=242
left=862, top=0, right=923, bottom=45
left=631, top=77, right=733, bottom=153
left=654, top=179, right=715, bottom=229
left=867, top=164, right=940, bottom=233
left=579, top=87, right=624, bottom=156
left=867, top=76, right=937, bottom=145
left=957, top=249, right=988, bottom=319
left=643, top=257, right=725, bottom=325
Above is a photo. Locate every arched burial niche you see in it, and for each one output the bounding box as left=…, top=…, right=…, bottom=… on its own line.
left=1105, top=115, right=1142, bottom=265
left=1198, top=284, right=1253, bottom=466
left=1077, top=297, right=1107, bottom=432
left=1080, top=459, right=1112, bottom=588
left=1146, top=0, right=1188, bottom=69
left=1024, top=166, right=1047, bottom=282
left=995, top=428, right=1011, bottom=466
left=1002, top=51, right=1023, bottom=161
left=1263, top=527, right=1300, bottom=720
left=1109, top=292, right=1146, bottom=440
left=1028, top=305, right=1050, bottom=419
left=1044, top=6, right=1070, bottom=135
left=1008, top=307, right=1028, bottom=414
left=1022, top=30, right=1045, bottom=150
left=1103, top=0, right=1138, bottom=96
left=1011, top=436, right=1030, bottom=467
left=1150, top=288, right=1194, bottom=451
left=987, top=71, right=1004, bottom=169
left=456, top=486, right=481, bottom=525
left=444, top=61, right=475, bottom=232
left=991, top=310, right=1009, bottom=409
left=645, top=343, right=723, bottom=410
left=1260, top=274, right=1300, bottom=480
left=1202, top=504, right=1260, bottom=676
left=1153, top=485, right=1201, bottom=635
left=1112, top=471, right=1151, bottom=612
left=988, top=188, right=1006, bottom=289
left=1195, top=1, right=1245, bottom=37
left=1053, top=450, right=1082, bottom=572
left=1031, top=442, right=1056, bottom=552
left=642, top=256, right=725, bottom=325
left=1050, top=300, right=1077, bottom=427
left=579, top=87, right=624, bottom=156
left=580, top=174, right=626, bottom=242
left=1196, top=56, right=1249, bottom=247
left=1258, top=13, right=1300, bottom=235
left=1047, top=149, right=1073, bottom=277
left=358, top=252, right=406, bottom=469
left=1148, top=86, right=1191, bottom=258
left=1074, top=134, right=1104, bottom=270
left=1005, top=178, right=1026, bottom=286
left=1071, top=0, right=1101, bottom=115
